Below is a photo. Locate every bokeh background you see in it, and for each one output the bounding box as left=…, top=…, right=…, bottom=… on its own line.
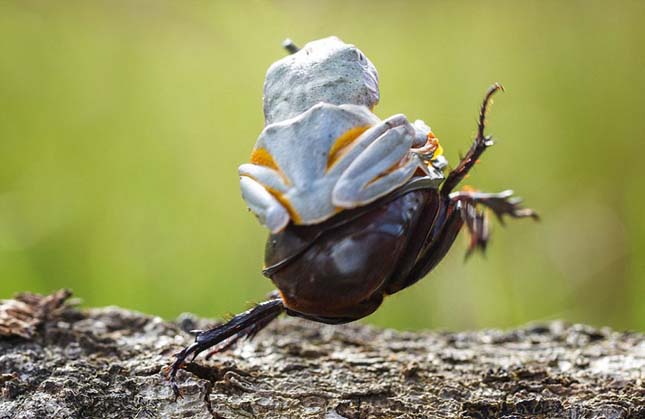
left=1, top=1, right=643, bottom=331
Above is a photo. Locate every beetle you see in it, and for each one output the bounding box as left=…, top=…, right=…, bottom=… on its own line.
left=169, top=37, right=537, bottom=396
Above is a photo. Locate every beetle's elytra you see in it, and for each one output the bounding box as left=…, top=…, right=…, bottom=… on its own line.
left=169, top=37, right=537, bottom=396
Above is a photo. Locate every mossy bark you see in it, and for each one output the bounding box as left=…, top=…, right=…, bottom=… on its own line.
left=1, top=291, right=643, bottom=419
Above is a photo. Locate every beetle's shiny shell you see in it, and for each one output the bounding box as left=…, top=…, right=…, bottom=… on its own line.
left=264, top=187, right=443, bottom=322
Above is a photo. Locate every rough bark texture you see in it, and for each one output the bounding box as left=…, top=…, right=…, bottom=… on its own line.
left=0, top=291, right=643, bottom=419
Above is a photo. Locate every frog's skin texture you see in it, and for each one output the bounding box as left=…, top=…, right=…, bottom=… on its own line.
left=239, top=37, right=444, bottom=233
left=263, top=36, right=379, bottom=125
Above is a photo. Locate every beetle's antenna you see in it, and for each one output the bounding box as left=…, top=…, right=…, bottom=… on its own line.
left=283, top=38, right=300, bottom=54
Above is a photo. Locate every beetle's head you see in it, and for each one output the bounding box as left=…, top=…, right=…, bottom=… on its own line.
left=263, top=36, right=379, bottom=125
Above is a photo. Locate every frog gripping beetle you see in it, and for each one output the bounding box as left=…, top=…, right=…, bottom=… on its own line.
left=169, top=36, right=537, bottom=396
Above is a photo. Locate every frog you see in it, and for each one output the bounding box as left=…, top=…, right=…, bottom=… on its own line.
left=239, top=36, right=446, bottom=233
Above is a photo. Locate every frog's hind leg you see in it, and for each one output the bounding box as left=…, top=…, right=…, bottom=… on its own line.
left=332, top=118, right=422, bottom=208
left=168, top=295, right=284, bottom=399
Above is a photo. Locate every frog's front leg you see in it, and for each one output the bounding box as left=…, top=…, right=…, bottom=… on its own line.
left=238, top=162, right=292, bottom=233
left=331, top=116, right=433, bottom=208
left=239, top=176, right=290, bottom=233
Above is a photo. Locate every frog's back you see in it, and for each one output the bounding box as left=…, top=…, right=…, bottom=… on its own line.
left=263, top=36, right=379, bottom=125
left=256, top=103, right=380, bottom=188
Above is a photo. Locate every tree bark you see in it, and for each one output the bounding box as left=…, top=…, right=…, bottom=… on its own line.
left=0, top=291, right=643, bottom=419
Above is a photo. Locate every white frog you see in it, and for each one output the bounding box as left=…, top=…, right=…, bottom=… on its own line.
left=239, top=36, right=446, bottom=233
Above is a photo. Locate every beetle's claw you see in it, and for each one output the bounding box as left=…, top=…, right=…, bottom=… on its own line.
left=204, top=335, right=239, bottom=360
left=169, top=342, right=200, bottom=400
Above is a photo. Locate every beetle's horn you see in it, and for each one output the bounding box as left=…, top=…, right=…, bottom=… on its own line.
left=283, top=38, right=300, bottom=54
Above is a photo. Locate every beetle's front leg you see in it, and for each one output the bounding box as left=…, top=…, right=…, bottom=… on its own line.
left=441, top=83, right=503, bottom=196
left=168, top=296, right=284, bottom=399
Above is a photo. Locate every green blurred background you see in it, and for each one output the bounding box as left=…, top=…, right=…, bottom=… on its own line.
left=1, top=1, right=643, bottom=331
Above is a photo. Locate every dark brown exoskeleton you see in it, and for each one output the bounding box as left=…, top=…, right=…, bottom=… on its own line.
left=168, top=81, right=538, bottom=397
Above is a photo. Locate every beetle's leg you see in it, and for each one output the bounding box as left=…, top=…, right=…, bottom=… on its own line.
left=449, top=190, right=539, bottom=224
left=458, top=197, right=490, bottom=257
left=168, top=296, right=284, bottom=399
left=441, top=83, right=503, bottom=196
left=203, top=290, right=282, bottom=359
left=203, top=306, right=280, bottom=359
left=385, top=188, right=538, bottom=293
left=449, top=189, right=538, bottom=257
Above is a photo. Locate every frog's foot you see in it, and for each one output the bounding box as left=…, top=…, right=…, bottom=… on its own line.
left=333, top=114, right=450, bottom=209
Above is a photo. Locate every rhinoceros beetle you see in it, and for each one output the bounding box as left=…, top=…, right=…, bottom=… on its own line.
left=169, top=37, right=537, bottom=397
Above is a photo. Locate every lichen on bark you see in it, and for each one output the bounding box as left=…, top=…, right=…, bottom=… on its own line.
left=0, top=291, right=643, bottom=418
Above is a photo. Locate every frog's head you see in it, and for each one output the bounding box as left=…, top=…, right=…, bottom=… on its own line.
left=263, top=37, right=379, bottom=125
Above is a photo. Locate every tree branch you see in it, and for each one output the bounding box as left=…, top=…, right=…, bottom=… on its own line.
left=0, top=291, right=643, bottom=418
